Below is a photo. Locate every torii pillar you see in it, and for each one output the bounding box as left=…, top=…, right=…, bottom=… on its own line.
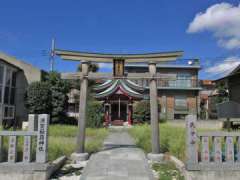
left=71, top=61, right=89, bottom=161
left=149, top=62, right=160, bottom=154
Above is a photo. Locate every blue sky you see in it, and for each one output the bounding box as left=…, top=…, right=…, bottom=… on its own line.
left=0, top=0, right=240, bottom=79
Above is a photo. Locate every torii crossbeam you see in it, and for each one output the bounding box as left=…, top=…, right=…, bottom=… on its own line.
left=55, top=49, right=183, bottom=159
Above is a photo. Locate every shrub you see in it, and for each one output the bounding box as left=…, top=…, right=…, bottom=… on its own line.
left=25, top=81, right=51, bottom=114
left=86, top=101, right=104, bottom=128
left=133, top=101, right=150, bottom=123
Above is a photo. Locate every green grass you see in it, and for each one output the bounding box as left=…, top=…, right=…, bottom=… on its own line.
left=48, top=125, right=108, bottom=161
left=152, top=163, right=184, bottom=180
left=129, top=123, right=219, bottom=161
left=0, top=125, right=108, bottom=162
left=129, top=123, right=186, bottom=160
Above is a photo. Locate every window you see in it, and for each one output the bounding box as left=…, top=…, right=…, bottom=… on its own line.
left=3, top=105, right=15, bottom=119
left=0, top=65, right=3, bottom=103
left=0, top=65, right=3, bottom=85
left=3, top=68, right=16, bottom=105
left=177, top=73, right=191, bottom=87
left=175, top=96, right=187, bottom=110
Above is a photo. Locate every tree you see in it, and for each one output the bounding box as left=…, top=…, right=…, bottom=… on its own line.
left=25, top=81, right=51, bottom=114
left=77, top=63, right=99, bottom=72
left=25, top=71, right=70, bottom=123
left=216, top=82, right=229, bottom=103
left=46, top=72, right=70, bottom=122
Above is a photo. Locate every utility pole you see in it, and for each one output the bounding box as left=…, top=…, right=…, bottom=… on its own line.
left=50, top=38, right=55, bottom=71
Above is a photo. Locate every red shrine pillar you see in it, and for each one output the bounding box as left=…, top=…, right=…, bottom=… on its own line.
left=128, top=104, right=133, bottom=125
left=104, top=104, right=110, bottom=127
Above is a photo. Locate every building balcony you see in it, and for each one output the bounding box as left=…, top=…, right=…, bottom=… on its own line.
left=133, top=78, right=202, bottom=90
left=174, top=105, right=189, bottom=114
left=156, top=78, right=201, bottom=90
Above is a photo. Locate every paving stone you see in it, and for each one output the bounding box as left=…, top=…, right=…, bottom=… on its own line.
left=80, top=130, right=154, bottom=180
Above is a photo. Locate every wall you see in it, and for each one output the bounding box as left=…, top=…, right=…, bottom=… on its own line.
left=229, top=74, right=240, bottom=104
left=140, top=92, right=198, bottom=121
left=15, top=71, right=29, bottom=123
left=158, top=91, right=198, bottom=120
left=0, top=53, right=42, bottom=125
left=0, top=53, right=42, bottom=83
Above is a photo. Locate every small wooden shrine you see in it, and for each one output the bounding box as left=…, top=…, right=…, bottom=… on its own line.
left=94, top=79, right=144, bottom=126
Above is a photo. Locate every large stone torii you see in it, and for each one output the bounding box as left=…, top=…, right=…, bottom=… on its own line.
left=55, top=49, right=183, bottom=161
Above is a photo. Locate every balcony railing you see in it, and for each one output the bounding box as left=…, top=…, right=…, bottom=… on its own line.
left=133, top=78, right=201, bottom=89
left=174, top=105, right=189, bottom=114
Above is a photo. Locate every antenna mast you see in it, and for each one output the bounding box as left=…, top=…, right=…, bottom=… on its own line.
left=50, top=38, right=55, bottom=71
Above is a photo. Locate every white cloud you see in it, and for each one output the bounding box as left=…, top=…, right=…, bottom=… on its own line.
left=187, top=3, right=240, bottom=49
left=99, top=63, right=113, bottom=69
left=205, top=56, right=240, bottom=75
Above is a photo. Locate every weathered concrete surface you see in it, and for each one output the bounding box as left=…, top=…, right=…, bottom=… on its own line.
left=0, top=156, right=66, bottom=180
left=80, top=130, right=154, bottom=180
left=187, top=171, right=240, bottom=180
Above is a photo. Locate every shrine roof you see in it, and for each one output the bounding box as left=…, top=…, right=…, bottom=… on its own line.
left=94, top=79, right=144, bottom=100
left=55, top=49, right=183, bottom=63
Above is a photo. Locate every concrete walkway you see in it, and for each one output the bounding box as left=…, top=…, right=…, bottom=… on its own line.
left=80, top=129, right=154, bottom=180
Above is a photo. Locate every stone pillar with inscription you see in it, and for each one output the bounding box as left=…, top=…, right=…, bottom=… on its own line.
left=201, top=136, right=210, bottom=163
left=213, top=136, right=222, bottom=163
left=8, top=136, right=17, bottom=163
left=36, top=114, right=49, bottom=163
left=225, top=136, right=234, bottom=162
left=28, top=114, right=38, bottom=132
left=186, top=115, right=198, bottom=166
left=23, top=136, right=32, bottom=163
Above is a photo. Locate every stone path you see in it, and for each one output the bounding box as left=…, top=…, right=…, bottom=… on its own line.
left=80, top=129, right=154, bottom=180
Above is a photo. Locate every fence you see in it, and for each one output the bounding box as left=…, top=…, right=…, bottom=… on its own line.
left=0, top=114, right=49, bottom=164
left=186, top=115, right=240, bottom=170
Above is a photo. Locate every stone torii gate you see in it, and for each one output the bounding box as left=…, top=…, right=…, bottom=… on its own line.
left=55, top=49, right=183, bottom=160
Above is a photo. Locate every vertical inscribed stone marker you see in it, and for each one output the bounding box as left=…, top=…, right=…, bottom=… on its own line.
left=36, top=114, right=49, bottom=163
left=213, top=136, right=222, bottom=163
left=201, top=136, right=210, bottom=163
left=186, top=115, right=198, bottom=164
left=23, top=136, right=32, bottom=163
left=28, top=114, right=38, bottom=132
left=225, top=136, right=234, bottom=162
left=8, top=136, right=17, bottom=163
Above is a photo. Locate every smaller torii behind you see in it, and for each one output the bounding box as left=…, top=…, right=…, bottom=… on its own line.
left=55, top=49, right=183, bottom=160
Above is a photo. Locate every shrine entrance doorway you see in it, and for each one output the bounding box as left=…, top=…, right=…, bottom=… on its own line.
left=111, top=100, right=127, bottom=123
